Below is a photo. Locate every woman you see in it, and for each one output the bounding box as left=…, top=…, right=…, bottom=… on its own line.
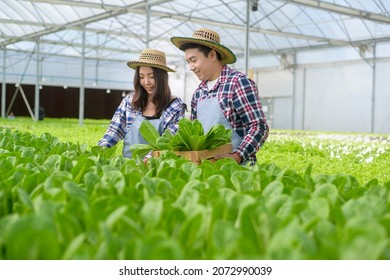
left=98, top=49, right=186, bottom=158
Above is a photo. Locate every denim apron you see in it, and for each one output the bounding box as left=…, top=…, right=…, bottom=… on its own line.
left=196, top=96, right=242, bottom=152
left=123, top=112, right=163, bottom=158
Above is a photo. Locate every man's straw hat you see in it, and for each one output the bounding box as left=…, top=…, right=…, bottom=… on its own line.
left=127, top=49, right=175, bottom=72
left=171, top=28, right=236, bottom=65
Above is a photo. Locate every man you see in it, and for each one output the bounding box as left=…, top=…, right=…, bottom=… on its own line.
left=171, top=27, right=269, bottom=165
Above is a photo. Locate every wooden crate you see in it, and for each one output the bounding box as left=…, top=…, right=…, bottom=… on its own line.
left=152, top=143, right=233, bottom=163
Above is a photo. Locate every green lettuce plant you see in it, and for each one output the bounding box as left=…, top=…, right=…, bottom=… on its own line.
left=130, top=119, right=232, bottom=158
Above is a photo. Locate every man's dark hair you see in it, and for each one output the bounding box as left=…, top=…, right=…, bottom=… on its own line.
left=179, top=43, right=222, bottom=61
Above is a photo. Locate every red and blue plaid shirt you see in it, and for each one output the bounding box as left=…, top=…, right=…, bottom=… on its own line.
left=99, top=93, right=186, bottom=148
left=191, top=65, right=269, bottom=165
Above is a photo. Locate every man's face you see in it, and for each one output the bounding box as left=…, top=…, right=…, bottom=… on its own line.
left=184, top=48, right=215, bottom=81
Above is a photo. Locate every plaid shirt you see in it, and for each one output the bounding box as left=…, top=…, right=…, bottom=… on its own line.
left=98, top=93, right=186, bottom=148
left=191, top=65, right=269, bottom=165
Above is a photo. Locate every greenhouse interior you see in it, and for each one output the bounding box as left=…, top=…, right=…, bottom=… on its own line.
left=1, top=0, right=390, bottom=132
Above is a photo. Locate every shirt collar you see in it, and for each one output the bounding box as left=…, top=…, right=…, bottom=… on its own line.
left=199, top=65, right=231, bottom=90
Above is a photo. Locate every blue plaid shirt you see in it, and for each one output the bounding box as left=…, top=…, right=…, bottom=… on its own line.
left=99, top=93, right=186, bottom=148
left=191, top=65, right=269, bottom=165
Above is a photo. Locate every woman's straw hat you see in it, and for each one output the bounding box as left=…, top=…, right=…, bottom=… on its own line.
left=171, top=28, right=236, bottom=65
left=127, top=49, right=175, bottom=72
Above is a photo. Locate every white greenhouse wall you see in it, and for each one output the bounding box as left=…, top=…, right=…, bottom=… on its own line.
left=303, top=63, right=373, bottom=133
left=250, top=45, right=390, bottom=134
left=257, top=70, right=294, bottom=130
left=273, top=97, right=293, bottom=130
left=293, top=69, right=305, bottom=130
left=374, top=62, right=390, bottom=134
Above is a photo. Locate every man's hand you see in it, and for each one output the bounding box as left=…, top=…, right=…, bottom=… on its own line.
left=214, top=152, right=242, bottom=163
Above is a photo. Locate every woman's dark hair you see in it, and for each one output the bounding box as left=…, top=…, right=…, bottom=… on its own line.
left=132, top=67, right=172, bottom=116
left=179, top=43, right=222, bottom=61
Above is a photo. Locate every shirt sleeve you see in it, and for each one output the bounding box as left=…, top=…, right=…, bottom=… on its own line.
left=231, top=76, right=269, bottom=162
left=164, top=97, right=187, bottom=134
left=190, top=93, right=197, bottom=121
left=98, top=96, right=129, bottom=148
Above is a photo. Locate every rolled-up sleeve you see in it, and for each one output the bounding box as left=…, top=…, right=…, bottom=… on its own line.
left=164, top=97, right=187, bottom=134
left=230, top=75, right=269, bottom=162
left=98, top=96, right=128, bottom=148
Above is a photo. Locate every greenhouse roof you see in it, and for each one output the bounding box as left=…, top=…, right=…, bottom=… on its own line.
left=1, top=0, right=390, bottom=66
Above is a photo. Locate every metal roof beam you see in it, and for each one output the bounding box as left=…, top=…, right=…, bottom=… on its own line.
left=2, top=0, right=352, bottom=49
left=282, top=0, right=390, bottom=24
left=0, top=18, right=172, bottom=43
left=0, top=0, right=173, bottom=47
left=10, top=1, right=387, bottom=55
left=0, top=10, right=348, bottom=49
left=24, top=0, right=130, bottom=11
left=5, top=47, right=125, bottom=62
left=251, top=35, right=390, bottom=56
left=0, top=9, right=336, bottom=44
left=131, top=9, right=348, bottom=45
left=6, top=38, right=182, bottom=58
left=0, top=18, right=58, bottom=28
left=32, top=39, right=139, bottom=55
left=23, top=0, right=172, bottom=10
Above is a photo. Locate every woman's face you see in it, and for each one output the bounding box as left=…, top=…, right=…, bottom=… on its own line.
left=139, top=66, right=155, bottom=96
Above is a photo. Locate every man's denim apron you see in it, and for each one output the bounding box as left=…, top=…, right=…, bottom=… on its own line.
left=196, top=96, right=242, bottom=151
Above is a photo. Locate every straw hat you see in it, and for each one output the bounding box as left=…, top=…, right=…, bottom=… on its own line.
left=171, top=28, right=236, bottom=65
left=127, top=49, right=175, bottom=72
